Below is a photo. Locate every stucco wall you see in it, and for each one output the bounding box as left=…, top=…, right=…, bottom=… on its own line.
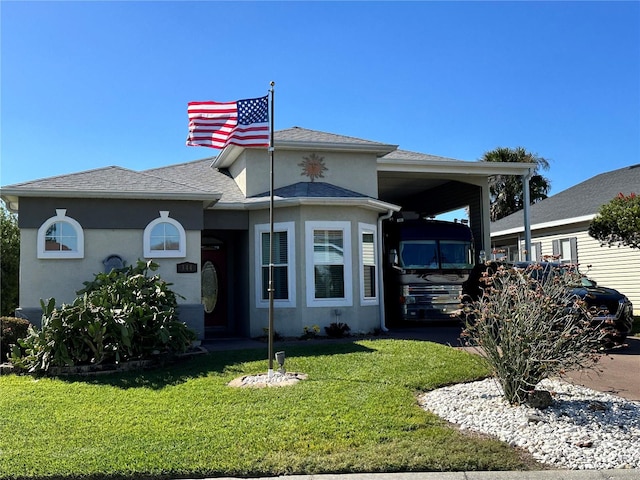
left=18, top=228, right=204, bottom=334
left=247, top=204, right=383, bottom=337
left=241, top=149, right=379, bottom=198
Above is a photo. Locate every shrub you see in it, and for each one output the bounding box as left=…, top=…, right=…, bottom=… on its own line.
left=11, top=260, right=196, bottom=374
left=0, top=317, right=30, bottom=362
left=300, top=324, right=320, bottom=340
left=0, top=202, right=19, bottom=316
left=324, top=322, right=351, bottom=338
left=589, top=192, right=640, bottom=249
left=461, top=263, right=604, bottom=405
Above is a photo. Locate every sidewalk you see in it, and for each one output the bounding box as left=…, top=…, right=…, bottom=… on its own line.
left=199, top=469, right=639, bottom=479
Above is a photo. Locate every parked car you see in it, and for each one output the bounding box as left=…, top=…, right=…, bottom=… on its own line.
left=461, top=261, right=633, bottom=346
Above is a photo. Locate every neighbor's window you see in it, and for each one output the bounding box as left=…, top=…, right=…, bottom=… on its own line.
left=37, top=209, right=84, bottom=259
left=255, top=222, right=296, bottom=308
left=529, top=242, right=542, bottom=262
left=359, top=223, right=378, bottom=304
left=552, top=237, right=577, bottom=264
left=143, top=211, right=186, bottom=258
left=305, top=221, right=352, bottom=307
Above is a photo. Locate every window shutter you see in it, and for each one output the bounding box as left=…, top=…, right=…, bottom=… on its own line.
left=361, top=231, right=376, bottom=299
left=570, top=237, right=578, bottom=263
left=260, top=230, right=289, bottom=300
left=535, top=243, right=542, bottom=261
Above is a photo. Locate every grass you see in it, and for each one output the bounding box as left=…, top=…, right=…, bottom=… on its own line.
left=0, top=339, right=537, bottom=479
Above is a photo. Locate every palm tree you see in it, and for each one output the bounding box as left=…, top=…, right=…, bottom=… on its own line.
left=481, top=147, right=551, bottom=221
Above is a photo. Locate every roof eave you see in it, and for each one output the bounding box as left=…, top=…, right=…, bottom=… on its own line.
left=378, top=159, right=535, bottom=176
left=212, top=141, right=399, bottom=169
left=212, top=197, right=401, bottom=213
left=1, top=189, right=221, bottom=210
left=491, top=214, right=596, bottom=237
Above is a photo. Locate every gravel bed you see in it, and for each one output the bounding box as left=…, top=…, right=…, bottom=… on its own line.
left=418, top=378, right=640, bottom=470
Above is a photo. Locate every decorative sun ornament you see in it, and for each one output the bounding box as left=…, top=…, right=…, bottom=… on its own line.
left=298, top=153, right=328, bottom=182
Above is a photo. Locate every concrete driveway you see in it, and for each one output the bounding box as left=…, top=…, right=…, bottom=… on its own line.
left=565, top=336, right=640, bottom=401
left=388, top=325, right=640, bottom=402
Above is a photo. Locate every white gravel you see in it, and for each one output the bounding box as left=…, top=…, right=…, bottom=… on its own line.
left=228, top=371, right=308, bottom=388
left=418, top=378, right=640, bottom=470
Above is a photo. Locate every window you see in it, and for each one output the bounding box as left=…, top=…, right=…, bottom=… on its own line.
left=552, top=237, right=578, bottom=264
left=143, top=211, right=186, bottom=258
left=37, top=209, right=84, bottom=259
left=530, top=242, right=542, bottom=262
left=255, top=222, right=295, bottom=308
left=359, top=223, right=378, bottom=305
left=305, top=221, right=352, bottom=307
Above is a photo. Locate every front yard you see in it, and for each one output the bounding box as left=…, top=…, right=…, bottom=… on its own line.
left=0, top=339, right=536, bottom=479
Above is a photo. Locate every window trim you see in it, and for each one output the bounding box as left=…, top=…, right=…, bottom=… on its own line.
left=305, top=221, right=352, bottom=308
left=255, top=221, right=296, bottom=308
left=143, top=211, right=186, bottom=258
left=37, top=209, right=84, bottom=259
left=358, top=222, right=378, bottom=306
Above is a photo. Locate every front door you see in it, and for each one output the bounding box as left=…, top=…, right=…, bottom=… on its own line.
left=201, top=244, right=228, bottom=331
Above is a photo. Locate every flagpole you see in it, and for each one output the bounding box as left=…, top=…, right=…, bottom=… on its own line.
left=268, top=81, right=275, bottom=377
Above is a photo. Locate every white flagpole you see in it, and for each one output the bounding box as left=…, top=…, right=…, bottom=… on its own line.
left=267, top=81, right=275, bottom=377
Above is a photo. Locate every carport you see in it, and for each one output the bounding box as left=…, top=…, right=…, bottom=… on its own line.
left=376, top=149, right=536, bottom=259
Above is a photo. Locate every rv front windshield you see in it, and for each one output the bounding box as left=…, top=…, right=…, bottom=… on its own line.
left=399, top=240, right=473, bottom=270
left=439, top=240, right=474, bottom=269
left=399, top=240, right=439, bottom=269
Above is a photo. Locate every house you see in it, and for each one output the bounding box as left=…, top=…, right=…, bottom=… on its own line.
left=1, top=127, right=534, bottom=339
left=490, top=164, right=640, bottom=313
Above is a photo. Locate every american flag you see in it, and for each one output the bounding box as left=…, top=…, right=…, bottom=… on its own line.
left=186, top=96, right=269, bottom=149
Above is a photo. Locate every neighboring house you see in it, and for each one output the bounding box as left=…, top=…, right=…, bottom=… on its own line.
left=1, top=127, right=533, bottom=339
left=490, top=164, right=640, bottom=314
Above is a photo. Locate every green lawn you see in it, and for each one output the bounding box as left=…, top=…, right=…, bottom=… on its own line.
left=0, top=339, right=536, bottom=479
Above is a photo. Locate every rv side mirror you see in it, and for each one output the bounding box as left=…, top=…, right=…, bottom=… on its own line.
left=389, top=249, right=399, bottom=267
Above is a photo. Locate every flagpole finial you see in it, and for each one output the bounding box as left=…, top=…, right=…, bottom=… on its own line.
left=270, top=81, right=275, bottom=87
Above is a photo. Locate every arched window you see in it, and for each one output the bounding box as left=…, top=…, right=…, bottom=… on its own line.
left=143, top=211, right=186, bottom=258
left=37, top=209, right=84, bottom=259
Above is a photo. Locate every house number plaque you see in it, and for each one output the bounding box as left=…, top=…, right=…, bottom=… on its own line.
left=176, top=262, right=198, bottom=274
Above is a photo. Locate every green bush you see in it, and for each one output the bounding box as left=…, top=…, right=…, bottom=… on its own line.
left=0, top=316, right=30, bottom=362
left=462, top=263, right=604, bottom=405
left=0, top=202, right=20, bottom=316
left=11, top=260, right=196, bottom=374
left=324, top=322, right=351, bottom=338
left=589, top=192, right=640, bottom=249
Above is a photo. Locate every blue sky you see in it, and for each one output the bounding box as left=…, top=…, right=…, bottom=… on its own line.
left=2, top=1, right=639, bottom=199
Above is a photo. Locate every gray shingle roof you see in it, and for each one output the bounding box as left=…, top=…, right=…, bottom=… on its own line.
left=275, top=126, right=393, bottom=147
left=1, top=165, right=212, bottom=196
left=144, top=159, right=246, bottom=203
left=251, top=182, right=369, bottom=199
left=0, top=127, right=475, bottom=208
left=492, top=164, right=640, bottom=233
left=381, top=148, right=470, bottom=163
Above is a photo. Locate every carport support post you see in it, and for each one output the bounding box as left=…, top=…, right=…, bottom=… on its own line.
left=268, top=82, right=275, bottom=377
left=522, top=168, right=533, bottom=261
